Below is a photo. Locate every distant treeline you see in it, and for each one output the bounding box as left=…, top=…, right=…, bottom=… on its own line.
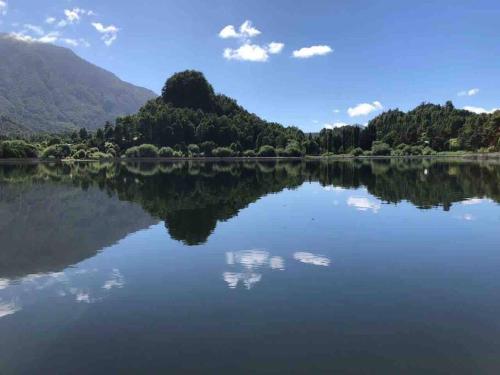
left=1, top=70, right=499, bottom=159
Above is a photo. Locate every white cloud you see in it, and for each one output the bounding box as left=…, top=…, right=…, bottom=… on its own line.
left=347, top=196, right=381, bottom=213
left=292, top=45, right=333, bottom=58
left=224, top=43, right=269, bottom=62
left=268, top=42, right=284, bottom=54
left=324, top=122, right=347, bottom=129
left=333, top=109, right=340, bottom=113
left=294, top=252, right=331, bottom=266
left=0, top=0, right=7, bottom=16
left=56, top=19, right=67, bottom=28
left=45, top=17, right=56, bottom=25
left=0, top=278, right=10, bottom=290
left=63, top=8, right=94, bottom=24
left=219, top=20, right=261, bottom=39
left=458, top=88, right=480, bottom=97
left=463, top=106, right=499, bottom=114
left=8, top=31, right=60, bottom=44
left=23, top=24, right=44, bottom=36
left=347, top=101, right=383, bottom=117
left=92, top=22, right=119, bottom=46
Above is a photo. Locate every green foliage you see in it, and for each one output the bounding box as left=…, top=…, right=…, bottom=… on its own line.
left=351, top=147, right=363, bottom=156
left=448, top=138, right=461, bottom=151
left=41, top=144, right=72, bottom=159
left=371, top=141, right=391, bottom=156
left=187, top=144, right=200, bottom=156
left=257, top=145, right=276, bottom=157
left=125, top=144, right=159, bottom=158
left=212, top=147, right=235, bottom=157
left=0, top=140, right=39, bottom=158
left=159, top=147, right=175, bottom=157
left=243, top=150, right=256, bottom=157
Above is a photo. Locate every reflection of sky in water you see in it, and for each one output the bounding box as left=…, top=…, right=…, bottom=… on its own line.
left=223, top=250, right=285, bottom=289
left=0, top=267, right=125, bottom=319
left=293, top=252, right=331, bottom=266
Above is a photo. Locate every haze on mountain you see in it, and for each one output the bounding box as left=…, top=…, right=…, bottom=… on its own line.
left=0, top=33, right=157, bottom=134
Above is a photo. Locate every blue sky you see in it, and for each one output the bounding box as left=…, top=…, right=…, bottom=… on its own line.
left=1, top=0, right=499, bottom=132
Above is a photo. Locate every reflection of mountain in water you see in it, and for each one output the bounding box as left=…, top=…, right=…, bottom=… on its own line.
left=0, top=180, right=157, bottom=279
left=1, top=159, right=499, bottom=280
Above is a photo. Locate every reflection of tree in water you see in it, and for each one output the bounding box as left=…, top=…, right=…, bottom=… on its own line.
left=1, top=159, right=499, bottom=257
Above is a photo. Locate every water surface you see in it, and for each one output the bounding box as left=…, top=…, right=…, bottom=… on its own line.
left=0, top=160, right=499, bottom=374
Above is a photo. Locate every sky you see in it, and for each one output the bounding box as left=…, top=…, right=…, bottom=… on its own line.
left=0, top=0, right=499, bottom=132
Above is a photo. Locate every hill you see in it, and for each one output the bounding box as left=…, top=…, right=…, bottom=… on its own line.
left=0, top=33, right=156, bottom=134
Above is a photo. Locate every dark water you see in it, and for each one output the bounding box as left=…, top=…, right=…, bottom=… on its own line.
left=0, top=159, right=499, bottom=374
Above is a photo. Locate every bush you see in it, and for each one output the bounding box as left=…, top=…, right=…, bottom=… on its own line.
left=41, top=144, right=72, bottom=159
left=125, top=144, right=159, bottom=158
left=284, top=143, right=304, bottom=157
left=363, top=150, right=373, bottom=157
left=187, top=144, right=200, bottom=156
left=243, top=149, right=256, bottom=157
left=371, top=141, right=391, bottom=156
left=89, top=152, right=112, bottom=160
left=200, top=141, right=216, bottom=156
left=0, top=140, right=39, bottom=158
left=449, top=138, right=461, bottom=151
left=257, top=145, right=276, bottom=157
left=422, top=146, right=436, bottom=156
left=212, top=147, right=235, bottom=157
left=72, top=149, right=87, bottom=159
left=350, top=147, right=363, bottom=156
left=172, top=150, right=184, bottom=157
left=159, top=147, right=175, bottom=157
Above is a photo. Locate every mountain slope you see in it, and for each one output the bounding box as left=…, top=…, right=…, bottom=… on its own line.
left=0, top=34, right=157, bottom=134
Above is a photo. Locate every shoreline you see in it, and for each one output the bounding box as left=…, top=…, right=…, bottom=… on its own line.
left=0, top=152, right=499, bottom=164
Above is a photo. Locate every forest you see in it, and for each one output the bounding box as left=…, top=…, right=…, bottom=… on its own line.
left=0, top=70, right=499, bottom=159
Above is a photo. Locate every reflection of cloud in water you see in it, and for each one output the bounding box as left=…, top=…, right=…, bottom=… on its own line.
left=461, top=198, right=490, bottom=205
left=347, top=196, right=381, bottom=213
left=323, top=186, right=346, bottom=192
left=102, top=269, right=125, bottom=290
left=0, top=267, right=125, bottom=317
left=223, top=250, right=285, bottom=289
left=294, top=252, right=331, bottom=267
left=456, top=213, right=475, bottom=221
left=0, top=300, right=21, bottom=318
left=0, top=278, right=10, bottom=290
left=223, top=272, right=262, bottom=290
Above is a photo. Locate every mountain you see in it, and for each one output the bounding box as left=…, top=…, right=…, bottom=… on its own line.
left=0, top=33, right=157, bottom=134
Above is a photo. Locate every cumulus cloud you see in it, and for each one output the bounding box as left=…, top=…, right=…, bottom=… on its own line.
left=219, top=20, right=261, bottom=39
left=45, top=17, right=56, bottom=25
left=8, top=31, right=60, bottom=44
left=324, top=122, right=347, bottom=129
left=0, top=300, right=21, bottom=319
left=0, top=0, right=7, bottom=16
left=292, top=45, right=332, bottom=58
left=268, top=42, right=284, bottom=54
left=224, top=44, right=268, bottom=62
left=347, top=101, right=383, bottom=117
left=62, top=38, right=90, bottom=47
left=92, top=22, right=119, bottom=46
left=463, top=106, right=499, bottom=114
left=458, top=88, right=479, bottom=97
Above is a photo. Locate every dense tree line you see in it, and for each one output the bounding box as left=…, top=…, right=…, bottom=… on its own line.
left=0, top=71, right=499, bottom=159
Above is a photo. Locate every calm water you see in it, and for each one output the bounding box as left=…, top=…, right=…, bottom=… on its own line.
left=0, top=159, right=499, bottom=374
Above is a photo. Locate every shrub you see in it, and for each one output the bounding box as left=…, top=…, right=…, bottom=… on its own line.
left=41, top=144, right=72, bottom=159
left=88, top=151, right=112, bottom=160
left=125, top=144, right=159, bottom=158
left=243, top=149, right=256, bottom=157
left=73, top=149, right=87, bottom=159
left=125, top=146, right=139, bottom=158
left=350, top=147, right=363, bottom=156
left=212, top=147, right=234, bottom=157
left=449, top=138, right=461, bottom=151
left=187, top=144, right=200, bottom=156
left=200, top=141, right=216, bottom=156
left=371, top=141, right=391, bottom=156
left=276, top=148, right=287, bottom=157
left=284, top=143, right=304, bottom=157
left=422, top=146, right=436, bottom=156
left=0, top=140, right=39, bottom=158
left=363, top=150, right=373, bottom=157
left=159, top=147, right=175, bottom=157
left=257, top=145, right=276, bottom=157
left=172, top=150, right=184, bottom=157
left=138, top=144, right=159, bottom=158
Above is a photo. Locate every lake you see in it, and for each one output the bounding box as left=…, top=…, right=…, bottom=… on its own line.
left=0, top=159, right=499, bottom=374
